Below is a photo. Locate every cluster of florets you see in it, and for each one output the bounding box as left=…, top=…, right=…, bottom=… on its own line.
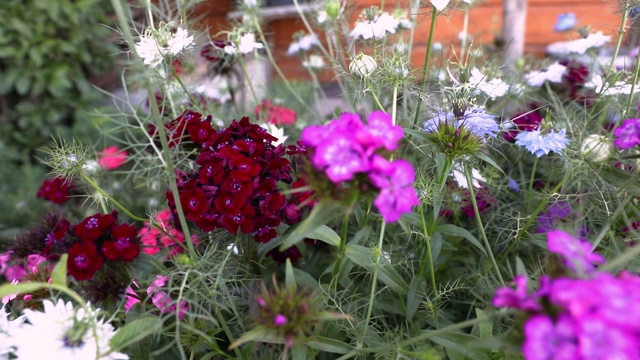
left=165, top=110, right=301, bottom=243
left=493, top=230, right=640, bottom=359
left=301, top=111, right=419, bottom=222
left=255, top=99, right=297, bottom=126
left=4, top=211, right=140, bottom=282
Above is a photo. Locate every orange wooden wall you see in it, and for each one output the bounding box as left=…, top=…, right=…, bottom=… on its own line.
left=194, top=0, right=624, bottom=81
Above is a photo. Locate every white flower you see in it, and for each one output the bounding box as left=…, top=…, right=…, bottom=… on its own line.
left=317, top=10, right=328, bottom=24
left=302, top=55, right=325, bottom=70
left=350, top=12, right=404, bottom=40
left=287, top=34, right=320, bottom=55
left=11, top=300, right=128, bottom=360
left=451, top=163, right=485, bottom=189
left=526, top=62, right=567, bottom=86
left=547, top=31, right=611, bottom=56
left=468, top=68, right=509, bottom=99
left=349, top=53, right=377, bottom=77
left=430, top=0, right=450, bottom=11
left=238, top=33, right=264, bottom=54
left=193, top=75, right=233, bottom=103
left=260, top=123, right=288, bottom=147
left=586, top=75, right=640, bottom=96
left=1, top=306, right=24, bottom=358
left=135, top=27, right=194, bottom=68
left=581, top=134, right=612, bottom=162
left=244, top=0, right=259, bottom=8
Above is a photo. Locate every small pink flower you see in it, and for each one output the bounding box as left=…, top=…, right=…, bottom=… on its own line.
left=98, top=146, right=128, bottom=170
left=274, top=314, right=288, bottom=327
left=147, top=275, right=188, bottom=320
left=124, top=281, right=141, bottom=312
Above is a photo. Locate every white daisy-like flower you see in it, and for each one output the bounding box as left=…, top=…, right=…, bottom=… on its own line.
left=11, top=300, right=128, bottom=360
left=468, top=68, right=509, bottom=99
left=586, top=75, right=640, bottom=96
left=287, top=34, right=320, bottom=55
left=1, top=306, right=24, bottom=358
left=135, top=27, right=194, bottom=68
left=302, top=55, right=325, bottom=70
left=260, top=123, right=288, bottom=147
left=526, top=62, right=567, bottom=86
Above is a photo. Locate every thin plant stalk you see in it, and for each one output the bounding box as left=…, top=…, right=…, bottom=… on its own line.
left=625, top=45, right=640, bottom=116
left=418, top=206, right=439, bottom=328
left=358, top=220, right=386, bottom=348
left=608, top=0, right=631, bottom=76
left=460, top=7, right=470, bottom=56
left=464, top=165, right=505, bottom=285
left=413, top=7, right=439, bottom=127
left=238, top=55, right=260, bottom=106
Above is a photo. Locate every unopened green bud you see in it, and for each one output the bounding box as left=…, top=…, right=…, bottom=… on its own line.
left=324, top=0, right=341, bottom=20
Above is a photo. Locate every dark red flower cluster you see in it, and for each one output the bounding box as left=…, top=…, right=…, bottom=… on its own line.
left=37, top=177, right=74, bottom=205
left=166, top=112, right=302, bottom=243
left=460, top=186, right=498, bottom=218
left=66, top=211, right=140, bottom=281
left=503, top=108, right=544, bottom=142
left=200, top=40, right=236, bottom=75
left=559, top=59, right=596, bottom=106
left=255, top=99, right=297, bottom=126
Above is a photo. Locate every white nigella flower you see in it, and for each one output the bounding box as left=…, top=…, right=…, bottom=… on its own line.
left=581, top=134, right=612, bottom=162
left=317, top=10, right=328, bottom=24
left=11, top=300, right=128, bottom=359
left=430, top=0, right=450, bottom=11
left=224, top=33, right=264, bottom=55
left=350, top=12, right=405, bottom=40
left=349, top=53, right=377, bottom=77
left=287, top=34, right=320, bottom=55
left=302, top=55, right=325, bottom=70
left=467, top=68, right=509, bottom=100
left=547, top=31, right=611, bottom=56
left=260, top=123, right=288, bottom=147
left=526, top=62, right=567, bottom=87
left=1, top=306, right=23, bottom=358
left=135, top=27, right=194, bottom=68
left=586, top=75, right=640, bottom=96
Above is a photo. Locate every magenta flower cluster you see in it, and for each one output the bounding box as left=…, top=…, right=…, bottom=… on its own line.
left=614, top=117, right=640, bottom=150
left=301, top=111, right=419, bottom=222
left=493, top=231, right=640, bottom=360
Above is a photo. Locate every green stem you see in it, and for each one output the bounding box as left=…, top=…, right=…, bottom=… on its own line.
left=460, top=7, right=470, bottom=56
left=412, top=7, right=438, bottom=127
left=608, top=0, right=631, bottom=76
left=80, top=173, right=147, bottom=222
left=527, top=157, right=538, bottom=211
left=418, top=206, right=438, bottom=328
left=464, top=165, right=504, bottom=285
left=625, top=44, right=640, bottom=116
left=365, top=77, right=385, bottom=112
left=358, top=220, right=386, bottom=348
left=238, top=55, right=260, bottom=107
left=331, top=209, right=352, bottom=281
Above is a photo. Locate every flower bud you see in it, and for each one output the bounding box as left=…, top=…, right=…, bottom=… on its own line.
left=349, top=53, right=377, bottom=78
left=324, top=0, right=341, bottom=20
left=580, top=134, right=612, bottom=162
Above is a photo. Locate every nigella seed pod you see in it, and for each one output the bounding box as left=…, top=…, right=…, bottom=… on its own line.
left=349, top=53, right=377, bottom=78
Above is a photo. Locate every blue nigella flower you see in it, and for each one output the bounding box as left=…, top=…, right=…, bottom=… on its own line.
left=554, top=13, right=576, bottom=32
left=630, top=6, right=640, bottom=19
left=423, top=107, right=499, bottom=142
left=515, top=128, right=570, bottom=157
left=507, top=177, right=520, bottom=193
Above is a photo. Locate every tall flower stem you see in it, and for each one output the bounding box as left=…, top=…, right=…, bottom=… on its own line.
left=625, top=45, right=640, bottom=116
left=238, top=55, right=260, bottom=107
left=527, top=157, right=539, bottom=211
left=413, top=7, right=438, bottom=127
left=109, top=0, right=197, bottom=260
left=418, top=206, right=439, bottom=328
left=608, top=0, right=631, bottom=76
left=464, top=165, right=504, bottom=285
left=359, top=220, right=386, bottom=348
left=460, top=7, right=470, bottom=56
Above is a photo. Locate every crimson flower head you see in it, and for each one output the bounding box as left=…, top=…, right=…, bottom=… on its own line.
left=503, top=109, right=544, bottom=142
left=255, top=99, right=297, bottom=126
left=37, top=177, right=74, bottom=205
left=67, top=242, right=104, bottom=281
left=98, top=146, right=127, bottom=170
left=101, top=224, right=140, bottom=261
left=72, top=211, right=117, bottom=242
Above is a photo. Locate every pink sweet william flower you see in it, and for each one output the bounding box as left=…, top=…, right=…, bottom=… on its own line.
left=98, top=146, right=128, bottom=170
left=492, top=275, right=548, bottom=311
left=139, top=209, right=199, bottom=258
left=368, top=156, right=420, bottom=222
left=147, top=275, right=189, bottom=320
left=547, top=230, right=603, bottom=275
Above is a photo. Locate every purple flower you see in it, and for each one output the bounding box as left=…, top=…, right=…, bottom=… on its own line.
left=369, top=155, right=419, bottom=222
left=576, top=315, right=640, bottom=359
left=547, top=230, right=603, bottom=275
left=492, top=275, right=546, bottom=311
left=614, top=118, right=640, bottom=150
left=536, top=201, right=574, bottom=233
left=357, top=110, right=404, bottom=151
left=312, top=135, right=370, bottom=182
left=523, top=314, right=579, bottom=360
left=274, top=314, right=288, bottom=327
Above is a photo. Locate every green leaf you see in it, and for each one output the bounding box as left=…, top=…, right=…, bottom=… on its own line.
left=305, top=225, right=341, bottom=247
left=51, top=253, right=68, bottom=286
left=475, top=152, right=505, bottom=175
left=307, top=337, right=351, bottom=354
left=406, top=278, right=422, bottom=321
left=0, top=282, right=49, bottom=300
left=293, top=268, right=319, bottom=290
left=281, top=200, right=341, bottom=250
left=430, top=333, right=490, bottom=360
left=285, top=259, right=297, bottom=293
left=15, top=76, right=31, bottom=95
left=291, top=342, right=308, bottom=360
left=434, top=224, right=487, bottom=256
left=475, top=309, right=493, bottom=339
left=109, top=317, right=163, bottom=352
left=344, top=245, right=409, bottom=294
